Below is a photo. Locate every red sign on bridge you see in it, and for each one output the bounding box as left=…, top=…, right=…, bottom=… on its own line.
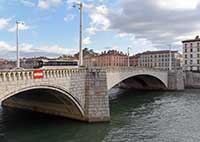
left=33, top=70, right=44, bottom=79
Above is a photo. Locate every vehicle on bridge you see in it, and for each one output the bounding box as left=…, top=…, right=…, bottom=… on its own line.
left=34, top=59, right=78, bottom=69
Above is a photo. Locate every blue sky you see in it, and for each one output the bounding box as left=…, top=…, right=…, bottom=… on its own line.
left=1, top=0, right=200, bottom=59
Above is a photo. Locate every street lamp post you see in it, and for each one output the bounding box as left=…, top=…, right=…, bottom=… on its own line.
left=128, top=47, right=131, bottom=67
left=16, top=21, right=25, bottom=68
left=16, top=21, right=20, bottom=68
left=169, top=44, right=172, bottom=71
left=16, top=21, right=24, bottom=69
left=73, top=2, right=83, bottom=67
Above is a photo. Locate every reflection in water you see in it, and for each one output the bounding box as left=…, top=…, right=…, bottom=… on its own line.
left=1, top=90, right=200, bottom=142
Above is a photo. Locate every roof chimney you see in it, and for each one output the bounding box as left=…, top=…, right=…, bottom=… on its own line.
left=195, top=35, right=199, bottom=39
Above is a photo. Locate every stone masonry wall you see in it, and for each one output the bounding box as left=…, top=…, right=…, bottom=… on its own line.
left=168, top=70, right=184, bottom=91
left=184, top=72, right=200, bottom=88
left=84, top=68, right=110, bottom=122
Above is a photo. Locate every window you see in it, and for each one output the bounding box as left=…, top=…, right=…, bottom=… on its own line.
left=190, top=54, right=193, bottom=58
left=191, top=43, right=193, bottom=47
left=198, top=54, right=200, bottom=58
left=185, top=54, right=187, bottom=58
left=198, top=60, right=200, bottom=64
left=190, top=60, right=193, bottom=64
left=185, top=48, right=187, bottom=52
left=198, top=43, right=200, bottom=47
left=198, top=48, right=200, bottom=52
left=191, top=48, right=193, bottom=52
left=185, top=60, right=187, bottom=64
left=185, top=44, right=187, bottom=48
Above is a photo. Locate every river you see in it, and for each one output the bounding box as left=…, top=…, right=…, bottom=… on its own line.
left=1, top=89, right=200, bottom=142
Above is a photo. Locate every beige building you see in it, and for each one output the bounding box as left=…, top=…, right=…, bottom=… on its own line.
left=137, top=50, right=182, bottom=70
left=182, top=36, right=200, bottom=71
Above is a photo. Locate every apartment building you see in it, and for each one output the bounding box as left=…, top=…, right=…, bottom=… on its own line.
left=182, top=36, right=200, bottom=71
left=137, top=50, right=182, bottom=70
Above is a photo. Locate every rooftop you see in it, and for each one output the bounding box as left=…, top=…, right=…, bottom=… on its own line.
left=182, top=35, right=200, bottom=43
left=136, top=50, right=178, bottom=56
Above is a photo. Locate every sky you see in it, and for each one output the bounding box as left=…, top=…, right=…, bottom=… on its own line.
left=0, top=0, right=200, bottom=59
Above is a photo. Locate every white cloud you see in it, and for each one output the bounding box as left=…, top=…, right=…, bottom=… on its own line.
left=86, top=27, right=97, bottom=35
left=66, top=0, right=80, bottom=4
left=157, top=0, right=200, bottom=10
left=0, top=41, right=77, bottom=59
left=51, top=0, right=62, bottom=4
left=128, top=35, right=157, bottom=54
left=38, top=0, right=62, bottom=9
left=116, top=32, right=129, bottom=38
left=8, top=22, right=30, bottom=32
left=83, top=37, right=92, bottom=45
left=108, top=0, right=200, bottom=50
left=64, top=14, right=75, bottom=22
left=19, top=0, right=35, bottom=7
left=86, top=4, right=110, bottom=35
left=0, top=17, right=12, bottom=30
left=0, top=41, right=14, bottom=52
left=96, top=5, right=108, bottom=14
left=38, top=0, right=49, bottom=9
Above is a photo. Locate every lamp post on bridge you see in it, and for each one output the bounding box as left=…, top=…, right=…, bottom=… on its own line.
left=16, top=20, right=24, bottom=69
left=73, top=2, right=83, bottom=67
left=128, top=47, right=131, bottom=67
left=169, top=44, right=172, bottom=71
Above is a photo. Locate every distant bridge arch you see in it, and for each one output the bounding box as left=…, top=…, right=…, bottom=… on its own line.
left=106, top=68, right=168, bottom=90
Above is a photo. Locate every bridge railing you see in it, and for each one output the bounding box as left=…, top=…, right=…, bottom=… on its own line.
left=0, top=68, right=86, bottom=82
left=101, top=67, right=169, bottom=73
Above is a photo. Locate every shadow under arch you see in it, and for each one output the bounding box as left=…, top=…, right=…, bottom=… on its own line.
left=1, top=85, right=85, bottom=121
left=110, top=74, right=167, bottom=91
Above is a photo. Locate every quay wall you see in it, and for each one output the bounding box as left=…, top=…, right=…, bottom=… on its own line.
left=184, top=72, right=200, bottom=89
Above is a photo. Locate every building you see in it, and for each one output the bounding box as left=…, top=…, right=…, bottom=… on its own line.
left=136, top=50, right=182, bottom=70
left=130, top=55, right=139, bottom=67
left=84, top=50, right=128, bottom=67
left=182, top=36, right=200, bottom=71
left=0, top=58, right=7, bottom=65
left=0, top=59, right=15, bottom=70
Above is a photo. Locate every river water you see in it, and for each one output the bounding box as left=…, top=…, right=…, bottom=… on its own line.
left=1, top=89, right=200, bottom=142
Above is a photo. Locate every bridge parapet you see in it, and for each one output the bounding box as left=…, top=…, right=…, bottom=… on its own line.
left=0, top=68, right=86, bottom=82
left=104, top=67, right=168, bottom=73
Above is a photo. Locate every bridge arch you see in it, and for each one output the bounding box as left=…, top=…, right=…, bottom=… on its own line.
left=107, top=72, right=168, bottom=90
left=1, top=85, right=85, bottom=120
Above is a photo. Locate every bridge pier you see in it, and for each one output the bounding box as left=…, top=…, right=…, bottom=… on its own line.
left=168, top=70, right=184, bottom=91
left=85, top=69, right=110, bottom=122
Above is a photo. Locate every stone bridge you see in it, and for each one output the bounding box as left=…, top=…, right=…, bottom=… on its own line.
left=0, top=67, right=184, bottom=122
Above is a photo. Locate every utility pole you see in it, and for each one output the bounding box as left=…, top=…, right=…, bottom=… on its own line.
left=16, top=21, right=20, bottom=68
left=169, top=44, right=172, bottom=71
left=128, top=47, right=131, bottom=67
left=16, top=21, right=24, bottom=69
left=73, top=2, right=83, bottom=67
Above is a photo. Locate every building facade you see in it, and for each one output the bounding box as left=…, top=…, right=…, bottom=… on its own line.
left=130, top=55, right=139, bottom=67
left=136, top=50, right=182, bottom=70
left=182, top=36, right=200, bottom=71
left=84, top=50, right=128, bottom=67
